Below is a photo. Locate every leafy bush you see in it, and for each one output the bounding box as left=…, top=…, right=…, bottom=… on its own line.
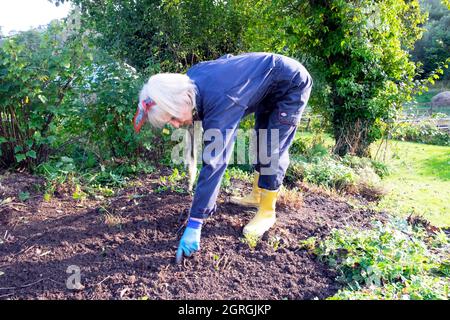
left=0, top=21, right=178, bottom=172
left=63, top=0, right=250, bottom=72
left=245, top=0, right=434, bottom=157
left=391, top=118, right=450, bottom=146
left=305, top=158, right=357, bottom=191
left=306, top=218, right=449, bottom=300
left=286, top=156, right=357, bottom=191
left=60, top=50, right=148, bottom=163
left=36, top=155, right=155, bottom=200
left=290, top=134, right=329, bottom=161
left=287, top=136, right=388, bottom=199
left=0, top=22, right=92, bottom=169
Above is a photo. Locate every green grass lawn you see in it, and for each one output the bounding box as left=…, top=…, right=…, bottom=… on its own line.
left=374, top=140, right=450, bottom=228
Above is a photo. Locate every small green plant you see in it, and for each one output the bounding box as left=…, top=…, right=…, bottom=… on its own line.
left=221, top=169, right=232, bottom=189
left=241, top=234, right=259, bottom=250
left=268, top=236, right=282, bottom=251
left=370, top=160, right=390, bottom=178
left=156, top=168, right=188, bottom=194
left=312, top=218, right=449, bottom=300
left=438, top=261, right=450, bottom=278
left=298, top=237, right=317, bottom=252
left=18, top=191, right=30, bottom=202
left=72, top=185, right=86, bottom=201
left=95, top=186, right=115, bottom=198
left=212, top=253, right=220, bottom=271
left=36, top=156, right=78, bottom=196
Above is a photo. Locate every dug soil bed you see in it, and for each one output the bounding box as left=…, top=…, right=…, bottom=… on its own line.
left=0, top=171, right=385, bottom=299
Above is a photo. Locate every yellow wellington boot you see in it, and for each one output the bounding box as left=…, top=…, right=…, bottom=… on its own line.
left=243, top=188, right=278, bottom=237
left=230, top=172, right=261, bottom=208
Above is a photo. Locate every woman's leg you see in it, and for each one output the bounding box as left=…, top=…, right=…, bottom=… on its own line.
left=244, top=76, right=312, bottom=236
left=229, top=107, right=270, bottom=207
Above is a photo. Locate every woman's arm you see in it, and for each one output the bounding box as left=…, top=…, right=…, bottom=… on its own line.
left=189, top=103, right=246, bottom=220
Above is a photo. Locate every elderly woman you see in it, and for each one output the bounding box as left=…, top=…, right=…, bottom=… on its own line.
left=133, top=52, right=312, bottom=263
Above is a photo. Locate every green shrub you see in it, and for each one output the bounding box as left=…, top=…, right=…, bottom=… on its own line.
left=289, top=139, right=309, bottom=158
left=342, top=155, right=390, bottom=178
left=286, top=156, right=357, bottom=191
left=370, top=159, right=391, bottom=178
left=60, top=50, right=145, bottom=163
left=287, top=141, right=388, bottom=199
left=392, top=118, right=450, bottom=146
left=0, top=21, right=176, bottom=172
left=0, top=23, right=92, bottom=169
left=305, top=158, right=356, bottom=190
left=290, top=134, right=329, bottom=161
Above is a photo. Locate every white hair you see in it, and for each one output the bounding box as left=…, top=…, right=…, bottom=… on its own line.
left=139, top=73, right=197, bottom=128
left=139, top=73, right=199, bottom=190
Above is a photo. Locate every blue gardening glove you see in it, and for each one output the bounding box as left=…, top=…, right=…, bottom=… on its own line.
left=176, top=218, right=203, bottom=264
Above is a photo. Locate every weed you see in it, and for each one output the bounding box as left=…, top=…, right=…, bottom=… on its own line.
left=99, top=206, right=123, bottom=229
left=18, top=191, right=30, bottom=202
left=241, top=233, right=259, bottom=250
left=298, top=237, right=317, bottom=251
left=212, top=253, right=220, bottom=271
left=156, top=168, right=188, bottom=194
left=312, top=218, right=449, bottom=300
left=278, top=187, right=303, bottom=211
left=72, top=184, right=86, bottom=201
left=268, top=236, right=282, bottom=251
left=103, top=213, right=123, bottom=229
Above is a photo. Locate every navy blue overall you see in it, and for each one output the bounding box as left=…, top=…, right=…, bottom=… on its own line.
left=186, top=52, right=312, bottom=219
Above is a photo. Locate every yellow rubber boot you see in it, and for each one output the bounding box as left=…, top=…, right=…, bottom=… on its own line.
left=230, top=172, right=261, bottom=208
left=243, top=188, right=278, bottom=237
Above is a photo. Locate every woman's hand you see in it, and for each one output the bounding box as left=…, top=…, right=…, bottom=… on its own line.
left=175, top=218, right=203, bottom=264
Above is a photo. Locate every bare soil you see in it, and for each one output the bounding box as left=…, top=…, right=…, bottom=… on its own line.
left=0, top=171, right=385, bottom=300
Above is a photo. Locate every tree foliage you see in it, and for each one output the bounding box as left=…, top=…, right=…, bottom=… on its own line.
left=0, top=19, right=149, bottom=170
left=59, top=50, right=145, bottom=162
left=0, top=22, right=92, bottom=169
left=244, top=0, right=433, bottom=156
left=53, top=0, right=250, bottom=73
left=412, top=0, right=450, bottom=79
left=6, top=0, right=445, bottom=172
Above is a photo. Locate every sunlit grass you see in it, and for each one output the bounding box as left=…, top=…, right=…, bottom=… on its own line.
left=373, top=140, right=450, bottom=228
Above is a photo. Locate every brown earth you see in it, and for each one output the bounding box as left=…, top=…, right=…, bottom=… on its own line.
left=0, top=171, right=385, bottom=300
